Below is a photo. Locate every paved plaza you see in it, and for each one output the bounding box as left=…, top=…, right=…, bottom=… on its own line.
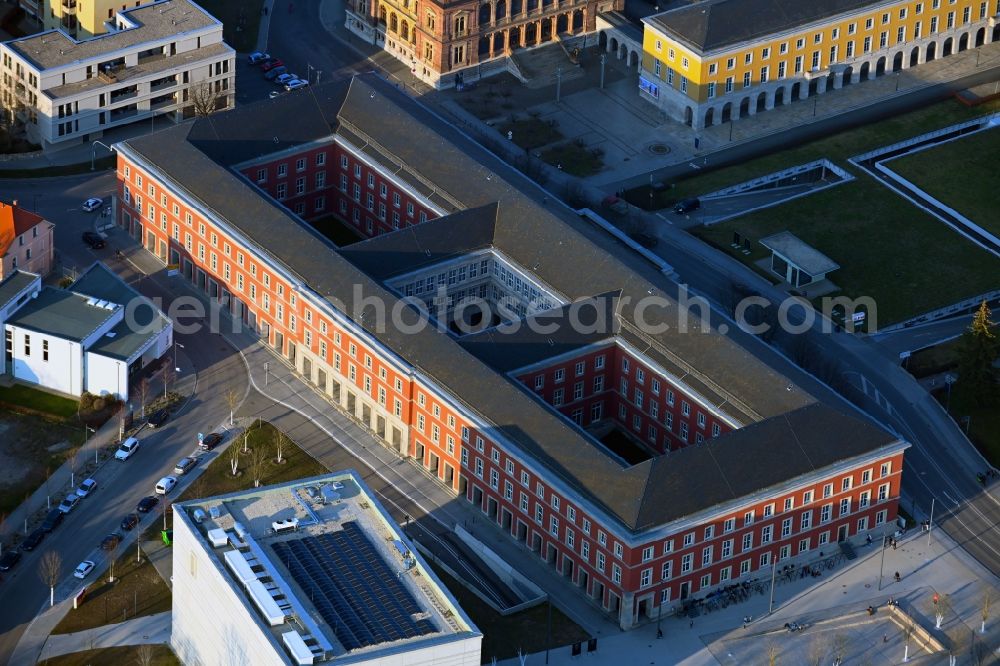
left=499, top=527, right=1000, bottom=665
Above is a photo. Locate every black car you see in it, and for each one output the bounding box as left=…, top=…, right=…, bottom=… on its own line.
left=0, top=550, right=20, bottom=571
left=629, top=233, right=659, bottom=249
left=100, top=532, right=123, bottom=551
left=121, top=513, right=140, bottom=531
left=136, top=496, right=159, bottom=513
left=199, top=432, right=224, bottom=451
left=40, top=508, right=64, bottom=532
left=81, top=231, right=106, bottom=249
left=147, top=409, right=170, bottom=428
left=673, top=198, right=701, bottom=215
left=21, top=529, right=45, bottom=552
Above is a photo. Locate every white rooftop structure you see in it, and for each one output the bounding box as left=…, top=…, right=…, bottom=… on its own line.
left=172, top=470, right=482, bottom=666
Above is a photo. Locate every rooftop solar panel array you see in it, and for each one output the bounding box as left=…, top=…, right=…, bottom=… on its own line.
left=272, top=522, right=436, bottom=651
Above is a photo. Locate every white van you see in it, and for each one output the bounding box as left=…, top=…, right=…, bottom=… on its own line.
left=155, top=476, right=177, bottom=495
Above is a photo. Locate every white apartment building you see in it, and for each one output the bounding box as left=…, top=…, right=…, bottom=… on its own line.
left=173, top=472, right=482, bottom=666
left=0, top=0, right=234, bottom=148
left=2, top=262, right=171, bottom=398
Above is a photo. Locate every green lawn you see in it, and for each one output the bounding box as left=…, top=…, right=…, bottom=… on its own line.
left=680, top=97, right=1000, bottom=326
left=935, top=385, right=1000, bottom=468
left=887, top=125, right=1000, bottom=238
left=195, top=0, right=263, bottom=53
left=0, top=384, right=78, bottom=418
left=905, top=337, right=963, bottom=378
left=177, top=420, right=328, bottom=502
left=39, top=645, right=179, bottom=666
left=428, top=563, right=589, bottom=664
left=541, top=143, right=603, bottom=177
left=52, top=551, right=171, bottom=635
left=499, top=118, right=564, bottom=151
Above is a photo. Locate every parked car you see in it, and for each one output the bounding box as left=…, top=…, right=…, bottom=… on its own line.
left=73, top=560, right=95, bottom=579
left=82, top=231, right=106, bottom=249
left=40, top=508, right=64, bottom=532
left=199, top=432, right=223, bottom=451
left=147, top=409, right=170, bottom=428
left=81, top=197, right=103, bottom=212
left=275, top=72, right=297, bottom=85
left=155, top=476, right=177, bottom=495
left=120, top=513, right=140, bottom=531
left=673, top=197, right=701, bottom=214
left=263, top=65, right=288, bottom=81
left=284, top=79, right=309, bottom=92
left=0, top=550, right=20, bottom=571
left=100, top=532, right=123, bottom=551
left=268, top=90, right=284, bottom=99
left=629, top=233, right=658, bottom=249
left=261, top=58, right=284, bottom=72
left=136, top=496, right=159, bottom=513
left=57, top=494, right=81, bottom=514
left=75, top=478, right=98, bottom=498
left=114, top=437, right=140, bottom=461
left=173, top=456, right=198, bottom=475
left=247, top=51, right=270, bottom=65
left=21, top=529, right=45, bottom=551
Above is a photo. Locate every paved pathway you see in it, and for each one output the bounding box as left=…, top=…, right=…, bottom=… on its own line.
left=498, top=528, right=1000, bottom=665
left=37, top=612, right=169, bottom=661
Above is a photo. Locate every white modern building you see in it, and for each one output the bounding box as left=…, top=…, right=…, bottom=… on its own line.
left=0, top=0, right=234, bottom=148
left=1, top=262, right=171, bottom=398
left=172, top=471, right=483, bottom=666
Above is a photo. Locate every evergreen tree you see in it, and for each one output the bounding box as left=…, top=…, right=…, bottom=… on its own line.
left=957, top=300, right=999, bottom=406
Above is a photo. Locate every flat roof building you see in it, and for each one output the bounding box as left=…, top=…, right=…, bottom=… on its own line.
left=0, top=0, right=234, bottom=148
left=171, top=471, right=482, bottom=666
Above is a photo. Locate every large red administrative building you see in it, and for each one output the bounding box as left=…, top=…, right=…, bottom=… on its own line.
left=114, top=75, right=907, bottom=629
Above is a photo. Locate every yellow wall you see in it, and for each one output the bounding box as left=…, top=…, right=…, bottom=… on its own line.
left=46, top=0, right=157, bottom=38
left=643, top=0, right=992, bottom=103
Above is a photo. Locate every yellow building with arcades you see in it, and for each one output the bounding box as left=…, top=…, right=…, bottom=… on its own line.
left=639, top=0, right=1000, bottom=128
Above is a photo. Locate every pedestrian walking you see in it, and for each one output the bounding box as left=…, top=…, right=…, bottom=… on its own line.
left=883, top=634, right=888, bottom=643
left=689, top=620, right=694, bottom=629
left=866, top=534, right=873, bottom=546
left=894, top=571, right=901, bottom=583
left=892, top=539, right=897, bottom=550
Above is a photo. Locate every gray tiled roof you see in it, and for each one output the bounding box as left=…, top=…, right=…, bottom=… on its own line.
left=72, top=263, right=170, bottom=361
left=645, top=0, right=883, bottom=53
left=118, top=75, right=899, bottom=532
left=0, top=271, right=39, bottom=309
left=7, top=287, right=115, bottom=342
left=6, top=0, right=220, bottom=71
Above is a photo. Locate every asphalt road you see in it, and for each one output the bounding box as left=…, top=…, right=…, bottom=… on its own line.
left=0, top=174, right=249, bottom=664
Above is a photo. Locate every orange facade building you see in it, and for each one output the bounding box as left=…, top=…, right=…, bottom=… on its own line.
left=114, top=76, right=907, bottom=629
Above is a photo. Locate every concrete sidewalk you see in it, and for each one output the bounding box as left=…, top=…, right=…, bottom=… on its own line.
left=37, top=611, right=170, bottom=661
left=498, top=528, right=1000, bottom=665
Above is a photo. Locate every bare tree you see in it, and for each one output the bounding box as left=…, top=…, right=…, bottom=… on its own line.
left=37, top=551, right=62, bottom=607
left=273, top=431, right=287, bottom=464
left=806, top=635, right=828, bottom=666
left=189, top=81, right=225, bottom=118
left=931, top=593, right=952, bottom=630
left=229, top=440, right=240, bottom=477
left=107, top=539, right=122, bottom=583
left=982, top=589, right=991, bottom=634
left=161, top=365, right=176, bottom=400
left=902, top=619, right=914, bottom=663
left=135, top=644, right=155, bottom=666
left=225, top=388, right=240, bottom=426
left=831, top=633, right=848, bottom=666
left=136, top=377, right=150, bottom=419
left=250, top=445, right=267, bottom=488
left=766, top=640, right=780, bottom=666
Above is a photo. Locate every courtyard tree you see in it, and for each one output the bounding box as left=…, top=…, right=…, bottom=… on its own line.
left=957, top=300, right=998, bottom=405
left=161, top=364, right=176, bottom=400
left=190, top=81, right=226, bottom=117
left=136, top=377, right=150, bottom=419
left=250, top=445, right=267, bottom=488
left=831, top=633, right=848, bottom=666
left=229, top=439, right=240, bottom=477
left=930, top=592, right=952, bottom=630
left=225, top=388, right=240, bottom=426
left=107, top=538, right=122, bottom=583
left=273, top=430, right=287, bottom=464
left=37, top=551, right=62, bottom=607
left=981, top=589, right=991, bottom=634
left=135, top=644, right=155, bottom=666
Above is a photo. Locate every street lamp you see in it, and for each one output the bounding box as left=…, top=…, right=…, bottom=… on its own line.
left=91, top=140, right=115, bottom=171
left=85, top=425, right=96, bottom=464
left=944, top=373, right=957, bottom=412
left=173, top=341, right=185, bottom=374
